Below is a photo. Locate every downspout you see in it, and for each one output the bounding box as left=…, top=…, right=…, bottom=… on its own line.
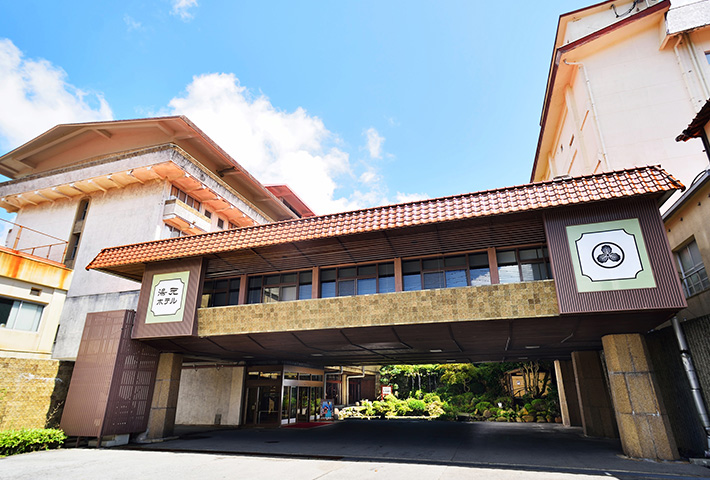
left=684, top=34, right=710, bottom=101
left=672, top=316, right=710, bottom=457
left=345, top=366, right=366, bottom=405
left=674, top=39, right=701, bottom=112
left=563, top=60, right=610, bottom=171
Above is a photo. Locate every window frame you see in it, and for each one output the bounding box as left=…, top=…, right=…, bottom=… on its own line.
left=247, top=271, right=313, bottom=304
left=675, top=239, right=710, bottom=298
left=320, top=262, right=395, bottom=298
left=201, top=277, right=241, bottom=307
left=496, top=246, right=551, bottom=284
left=0, top=297, right=45, bottom=332
left=170, top=185, right=202, bottom=212
left=402, top=252, right=491, bottom=291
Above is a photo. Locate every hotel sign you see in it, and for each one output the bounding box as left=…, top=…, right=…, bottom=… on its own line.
left=145, top=271, right=190, bottom=324
left=566, top=219, right=656, bottom=292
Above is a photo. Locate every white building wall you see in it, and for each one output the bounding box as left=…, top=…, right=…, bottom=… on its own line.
left=546, top=19, right=710, bottom=205
left=175, top=366, right=244, bottom=426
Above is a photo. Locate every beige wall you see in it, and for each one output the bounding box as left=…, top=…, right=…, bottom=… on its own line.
left=175, top=365, right=244, bottom=426
left=665, top=181, right=710, bottom=317
left=537, top=6, right=710, bottom=212
left=0, top=250, right=71, bottom=359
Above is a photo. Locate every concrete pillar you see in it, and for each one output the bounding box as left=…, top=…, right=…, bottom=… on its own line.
left=602, top=334, right=679, bottom=461
left=146, top=353, right=183, bottom=440
left=571, top=350, right=618, bottom=438
left=554, top=359, right=582, bottom=427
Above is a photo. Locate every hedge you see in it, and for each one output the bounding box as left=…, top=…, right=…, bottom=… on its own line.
left=0, top=428, right=66, bottom=456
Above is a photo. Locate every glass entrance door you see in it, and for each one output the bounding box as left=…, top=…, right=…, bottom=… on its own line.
left=297, top=386, right=310, bottom=422
left=244, top=387, right=259, bottom=425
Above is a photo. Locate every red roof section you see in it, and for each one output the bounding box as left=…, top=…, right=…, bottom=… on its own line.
left=87, top=166, right=682, bottom=272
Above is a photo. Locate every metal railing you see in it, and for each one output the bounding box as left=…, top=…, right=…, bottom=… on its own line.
left=0, top=218, right=68, bottom=262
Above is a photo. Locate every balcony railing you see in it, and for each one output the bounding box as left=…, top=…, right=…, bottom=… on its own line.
left=1, top=218, right=68, bottom=263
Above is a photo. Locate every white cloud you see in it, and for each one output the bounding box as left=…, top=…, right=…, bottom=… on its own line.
left=0, top=39, right=113, bottom=151
left=364, top=127, right=384, bottom=159
left=171, top=0, right=198, bottom=21
left=395, top=191, right=429, bottom=204
left=123, top=15, right=142, bottom=32
left=168, top=73, right=425, bottom=214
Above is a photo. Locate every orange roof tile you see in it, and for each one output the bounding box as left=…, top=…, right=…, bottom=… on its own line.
left=86, top=166, right=682, bottom=272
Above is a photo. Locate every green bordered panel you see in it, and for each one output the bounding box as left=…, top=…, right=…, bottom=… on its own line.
left=566, top=218, right=656, bottom=293
left=145, top=270, right=190, bottom=324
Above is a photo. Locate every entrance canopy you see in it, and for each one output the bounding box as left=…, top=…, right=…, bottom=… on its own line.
left=86, top=166, right=686, bottom=365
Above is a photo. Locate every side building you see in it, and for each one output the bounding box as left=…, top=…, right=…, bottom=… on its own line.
left=531, top=0, right=710, bottom=457
left=0, top=116, right=312, bottom=428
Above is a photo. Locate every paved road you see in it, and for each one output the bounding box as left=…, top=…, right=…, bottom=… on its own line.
left=0, top=449, right=692, bottom=480
left=2, top=420, right=709, bottom=479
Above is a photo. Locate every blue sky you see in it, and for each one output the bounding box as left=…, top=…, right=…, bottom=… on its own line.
left=0, top=0, right=592, bottom=214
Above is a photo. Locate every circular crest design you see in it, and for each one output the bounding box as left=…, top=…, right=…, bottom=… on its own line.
left=592, top=242, right=625, bottom=269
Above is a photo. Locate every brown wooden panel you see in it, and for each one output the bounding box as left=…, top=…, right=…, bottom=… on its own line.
left=545, top=198, right=686, bottom=315
left=61, top=310, right=160, bottom=437
left=133, top=257, right=205, bottom=339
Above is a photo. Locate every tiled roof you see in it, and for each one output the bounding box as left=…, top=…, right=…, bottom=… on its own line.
left=676, top=98, right=710, bottom=142
left=87, top=166, right=682, bottom=272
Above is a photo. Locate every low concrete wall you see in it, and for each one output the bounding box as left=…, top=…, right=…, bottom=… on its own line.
left=0, top=357, right=73, bottom=430
left=176, top=365, right=244, bottom=426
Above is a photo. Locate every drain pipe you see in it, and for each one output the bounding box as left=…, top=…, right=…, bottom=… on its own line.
left=672, top=316, right=710, bottom=457
left=563, top=59, right=610, bottom=171
left=345, top=366, right=366, bottom=405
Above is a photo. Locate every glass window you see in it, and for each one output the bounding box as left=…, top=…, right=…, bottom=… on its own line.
left=320, top=262, right=395, bottom=297
left=0, top=297, right=44, bottom=332
left=403, top=253, right=491, bottom=290
left=247, top=271, right=312, bottom=304
left=676, top=240, right=710, bottom=297
left=171, top=185, right=201, bottom=212
left=201, top=277, right=240, bottom=307
left=497, top=247, right=551, bottom=284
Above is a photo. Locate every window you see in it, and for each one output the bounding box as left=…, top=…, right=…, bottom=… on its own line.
left=170, top=186, right=201, bottom=211
left=167, top=225, right=189, bottom=238
left=204, top=210, right=212, bottom=219
left=228, top=222, right=237, bottom=230
left=402, top=254, right=490, bottom=291
left=64, top=198, right=90, bottom=268
left=676, top=240, right=710, bottom=297
left=248, top=271, right=312, bottom=304
left=497, top=247, right=551, bottom=284
left=217, top=218, right=224, bottom=230
left=320, top=263, right=395, bottom=298
left=201, top=277, right=241, bottom=307
left=0, top=297, right=44, bottom=332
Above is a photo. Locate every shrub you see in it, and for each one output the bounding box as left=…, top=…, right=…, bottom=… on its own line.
left=426, top=400, right=446, bottom=418
left=531, top=399, right=546, bottom=411
left=423, top=393, right=441, bottom=404
left=0, top=429, right=66, bottom=456
left=406, top=398, right=427, bottom=415
left=474, top=401, right=492, bottom=412
left=494, top=396, right=513, bottom=409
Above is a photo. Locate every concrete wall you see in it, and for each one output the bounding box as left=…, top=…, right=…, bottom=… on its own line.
left=0, top=357, right=73, bottom=430
left=53, top=290, right=140, bottom=360
left=175, top=366, right=244, bottom=426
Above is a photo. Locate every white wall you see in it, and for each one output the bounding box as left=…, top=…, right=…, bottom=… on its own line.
left=176, top=366, right=244, bottom=426
left=545, top=20, right=710, bottom=203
